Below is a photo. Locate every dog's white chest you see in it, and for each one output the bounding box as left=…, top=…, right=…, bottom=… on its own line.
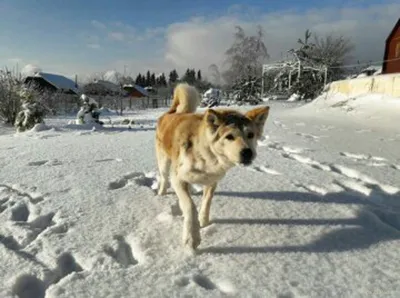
left=178, top=156, right=225, bottom=185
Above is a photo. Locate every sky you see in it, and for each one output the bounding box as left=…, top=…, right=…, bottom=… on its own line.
left=0, top=0, right=399, bottom=82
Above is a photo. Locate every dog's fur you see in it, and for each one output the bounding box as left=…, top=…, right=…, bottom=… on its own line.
left=156, top=83, right=270, bottom=251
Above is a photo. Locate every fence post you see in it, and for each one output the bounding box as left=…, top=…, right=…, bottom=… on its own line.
left=261, top=65, right=265, bottom=99
left=324, top=66, right=328, bottom=86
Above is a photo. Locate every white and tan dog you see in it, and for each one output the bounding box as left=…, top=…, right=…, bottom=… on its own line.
left=156, top=83, right=270, bottom=251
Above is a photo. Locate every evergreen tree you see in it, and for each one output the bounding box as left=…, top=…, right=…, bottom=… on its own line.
left=182, top=68, right=196, bottom=84
left=135, top=73, right=143, bottom=86
left=197, top=70, right=202, bottom=81
left=168, top=69, right=179, bottom=84
left=160, top=73, right=167, bottom=87
left=150, top=73, right=156, bottom=86
left=145, top=71, right=151, bottom=86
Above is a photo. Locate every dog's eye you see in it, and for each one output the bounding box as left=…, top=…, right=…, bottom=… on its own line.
left=247, top=132, right=254, bottom=139
left=226, top=134, right=235, bottom=141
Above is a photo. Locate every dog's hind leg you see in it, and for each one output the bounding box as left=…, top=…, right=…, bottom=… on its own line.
left=156, top=146, right=171, bottom=196
left=171, top=174, right=201, bottom=250
left=199, top=183, right=217, bottom=228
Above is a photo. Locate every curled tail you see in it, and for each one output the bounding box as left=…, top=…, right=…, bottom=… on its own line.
left=168, top=83, right=201, bottom=114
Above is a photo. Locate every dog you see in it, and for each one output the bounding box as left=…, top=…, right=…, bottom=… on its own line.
left=155, top=83, right=270, bottom=251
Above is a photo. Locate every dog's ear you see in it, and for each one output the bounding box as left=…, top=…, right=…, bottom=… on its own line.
left=205, top=109, right=222, bottom=131
left=245, top=106, right=270, bottom=138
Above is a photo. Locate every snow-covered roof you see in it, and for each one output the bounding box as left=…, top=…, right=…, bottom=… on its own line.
left=122, top=84, right=149, bottom=97
left=27, top=72, right=79, bottom=94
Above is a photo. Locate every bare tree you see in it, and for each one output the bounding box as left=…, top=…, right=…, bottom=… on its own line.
left=311, top=32, right=354, bottom=80
left=222, top=25, right=269, bottom=86
left=208, top=64, right=222, bottom=86
left=266, top=29, right=355, bottom=100
left=0, top=68, right=23, bottom=124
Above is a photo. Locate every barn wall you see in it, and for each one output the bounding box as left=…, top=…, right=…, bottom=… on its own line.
left=327, top=73, right=400, bottom=98
left=384, top=21, right=400, bottom=74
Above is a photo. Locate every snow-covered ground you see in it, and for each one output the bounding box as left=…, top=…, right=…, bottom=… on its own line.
left=0, top=95, right=399, bottom=298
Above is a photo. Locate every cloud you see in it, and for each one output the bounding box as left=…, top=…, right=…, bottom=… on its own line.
left=108, top=31, right=125, bottom=42
left=87, top=43, right=101, bottom=49
left=162, top=2, right=400, bottom=78
left=91, top=20, right=106, bottom=30
left=10, top=2, right=397, bottom=81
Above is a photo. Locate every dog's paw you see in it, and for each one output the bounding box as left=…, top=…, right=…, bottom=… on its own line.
left=157, top=189, right=167, bottom=196
left=199, top=214, right=210, bottom=228
left=182, top=219, right=201, bottom=249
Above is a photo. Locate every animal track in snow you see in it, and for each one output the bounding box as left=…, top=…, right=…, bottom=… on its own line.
left=261, top=140, right=309, bottom=155
left=12, top=212, right=56, bottom=248
left=11, top=252, right=83, bottom=298
left=103, top=235, right=138, bottom=267
left=293, top=182, right=328, bottom=196
left=10, top=202, right=30, bottom=222
left=340, top=152, right=387, bottom=162
left=52, top=252, right=83, bottom=284
left=12, top=274, right=46, bottom=298
left=108, top=172, right=159, bottom=191
left=355, top=128, right=372, bottom=134
left=273, top=120, right=288, bottom=129
left=27, top=159, right=62, bottom=167
left=317, top=124, right=335, bottom=131
left=95, top=158, right=123, bottom=163
left=295, top=132, right=324, bottom=141
left=281, top=151, right=400, bottom=207
left=27, top=160, right=48, bottom=166
left=192, top=274, right=217, bottom=290
left=250, top=165, right=282, bottom=176
left=0, top=183, right=45, bottom=204
left=175, top=273, right=236, bottom=294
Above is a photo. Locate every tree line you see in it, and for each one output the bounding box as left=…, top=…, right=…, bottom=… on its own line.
left=134, top=68, right=204, bottom=88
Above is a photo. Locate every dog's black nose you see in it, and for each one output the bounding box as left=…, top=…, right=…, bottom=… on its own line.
left=240, top=148, right=253, bottom=165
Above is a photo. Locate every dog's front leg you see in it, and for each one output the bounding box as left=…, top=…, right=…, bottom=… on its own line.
left=199, top=183, right=217, bottom=227
left=171, top=176, right=201, bottom=250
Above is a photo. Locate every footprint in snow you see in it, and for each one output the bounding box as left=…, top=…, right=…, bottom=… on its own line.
left=108, top=172, right=158, bottom=191
left=103, top=235, right=138, bottom=267
left=27, top=159, right=62, bottom=167
left=340, top=152, right=387, bottom=163
left=174, top=274, right=236, bottom=294
left=250, top=165, right=282, bottom=176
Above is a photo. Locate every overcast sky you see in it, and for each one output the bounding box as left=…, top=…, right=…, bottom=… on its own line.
left=0, top=0, right=398, bottom=80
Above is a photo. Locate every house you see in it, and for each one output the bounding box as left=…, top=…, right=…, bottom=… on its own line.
left=382, top=18, right=400, bottom=74
left=24, top=72, right=79, bottom=95
left=83, top=79, right=123, bottom=96
left=122, top=84, right=149, bottom=98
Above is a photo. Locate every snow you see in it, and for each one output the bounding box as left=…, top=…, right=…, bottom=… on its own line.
left=287, top=93, right=300, bottom=102
left=1, top=95, right=400, bottom=297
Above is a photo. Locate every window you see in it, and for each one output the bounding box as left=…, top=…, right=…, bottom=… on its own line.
left=396, top=42, right=400, bottom=58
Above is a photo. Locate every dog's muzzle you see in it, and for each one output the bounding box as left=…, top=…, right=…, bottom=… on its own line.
left=240, top=148, right=253, bottom=165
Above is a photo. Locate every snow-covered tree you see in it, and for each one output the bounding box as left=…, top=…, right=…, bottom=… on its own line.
left=230, top=71, right=263, bottom=105
left=14, top=87, right=47, bottom=132
left=222, top=26, right=269, bottom=86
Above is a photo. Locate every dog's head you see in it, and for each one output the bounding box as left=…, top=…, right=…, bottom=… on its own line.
left=204, top=106, right=270, bottom=166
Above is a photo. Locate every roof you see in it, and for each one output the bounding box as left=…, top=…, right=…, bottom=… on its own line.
left=386, top=18, right=400, bottom=42
left=25, top=72, right=79, bottom=94
left=122, top=84, right=149, bottom=97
